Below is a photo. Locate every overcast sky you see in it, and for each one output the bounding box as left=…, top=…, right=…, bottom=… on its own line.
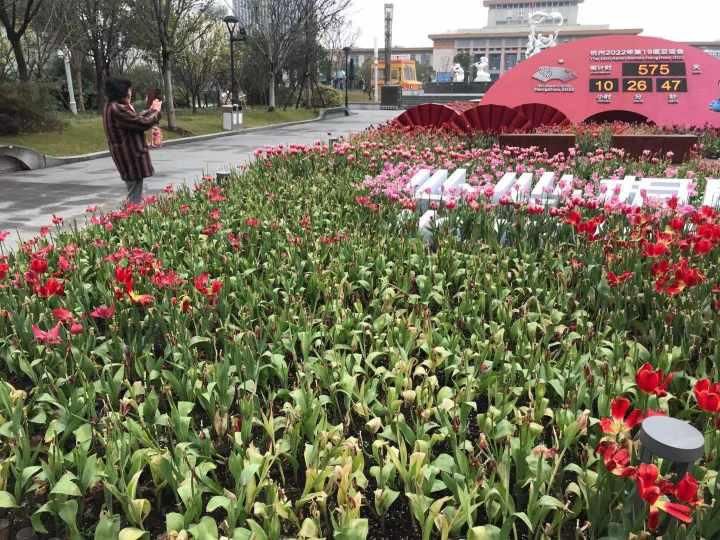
left=348, top=0, right=720, bottom=48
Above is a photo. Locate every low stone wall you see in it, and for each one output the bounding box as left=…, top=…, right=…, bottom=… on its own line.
left=497, top=134, right=699, bottom=163
left=498, top=134, right=577, bottom=157
left=612, top=135, right=698, bottom=164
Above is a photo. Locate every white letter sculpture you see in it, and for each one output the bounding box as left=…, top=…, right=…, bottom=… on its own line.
left=526, top=11, right=564, bottom=58
left=452, top=63, right=465, bottom=83
left=474, top=57, right=491, bottom=82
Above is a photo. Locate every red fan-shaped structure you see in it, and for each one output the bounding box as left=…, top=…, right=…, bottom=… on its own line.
left=395, top=103, right=465, bottom=129
left=513, top=103, right=568, bottom=130
left=455, top=104, right=530, bottom=134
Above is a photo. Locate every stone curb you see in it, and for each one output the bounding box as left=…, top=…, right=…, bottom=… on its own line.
left=37, top=107, right=351, bottom=168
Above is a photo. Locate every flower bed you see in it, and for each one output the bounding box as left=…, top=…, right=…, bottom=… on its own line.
left=0, top=125, right=720, bottom=539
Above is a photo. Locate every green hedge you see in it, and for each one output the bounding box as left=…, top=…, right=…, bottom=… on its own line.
left=0, top=82, right=64, bottom=136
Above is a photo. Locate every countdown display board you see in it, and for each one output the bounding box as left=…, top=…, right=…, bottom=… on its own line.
left=482, top=35, right=720, bottom=128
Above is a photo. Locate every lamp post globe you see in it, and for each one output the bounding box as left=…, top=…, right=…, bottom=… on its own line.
left=343, top=46, right=351, bottom=116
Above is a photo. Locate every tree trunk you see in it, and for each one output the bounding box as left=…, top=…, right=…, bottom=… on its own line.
left=9, top=35, right=29, bottom=81
left=94, top=55, right=106, bottom=114
left=162, top=56, right=177, bottom=130
left=268, top=71, right=276, bottom=111
left=73, top=52, right=86, bottom=113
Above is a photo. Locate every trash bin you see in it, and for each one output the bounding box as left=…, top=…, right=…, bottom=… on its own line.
left=222, top=104, right=243, bottom=131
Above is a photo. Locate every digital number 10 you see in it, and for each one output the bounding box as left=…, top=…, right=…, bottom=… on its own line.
left=590, top=79, right=618, bottom=92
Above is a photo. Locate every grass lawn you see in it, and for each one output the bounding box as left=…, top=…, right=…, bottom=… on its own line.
left=0, top=107, right=318, bottom=157
left=348, top=89, right=375, bottom=103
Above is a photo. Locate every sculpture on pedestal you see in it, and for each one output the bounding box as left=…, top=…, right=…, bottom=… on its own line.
left=453, top=64, right=465, bottom=83
left=473, top=57, right=491, bottom=82
left=451, top=63, right=465, bottom=83
left=526, top=11, right=564, bottom=58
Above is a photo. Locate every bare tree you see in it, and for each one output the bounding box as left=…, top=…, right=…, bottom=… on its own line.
left=75, top=0, right=129, bottom=112
left=131, top=0, right=217, bottom=130
left=0, top=0, right=44, bottom=81
left=238, top=0, right=349, bottom=110
left=322, top=15, right=357, bottom=86
left=176, top=18, right=225, bottom=112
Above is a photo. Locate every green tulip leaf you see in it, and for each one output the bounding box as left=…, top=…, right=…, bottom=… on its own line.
left=95, top=513, right=121, bottom=540
left=468, top=525, right=502, bottom=540
left=188, top=516, right=219, bottom=540
left=118, top=527, right=147, bottom=540
left=51, top=472, right=82, bottom=497
left=0, top=491, right=17, bottom=508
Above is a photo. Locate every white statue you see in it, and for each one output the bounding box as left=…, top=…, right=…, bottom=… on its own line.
left=473, top=57, right=491, bottom=82
left=451, top=63, right=465, bottom=83
left=526, top=11, right=564, bottom=57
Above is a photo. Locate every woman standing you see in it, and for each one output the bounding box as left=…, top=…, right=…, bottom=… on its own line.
left=102, top=78, right=163, bottom=204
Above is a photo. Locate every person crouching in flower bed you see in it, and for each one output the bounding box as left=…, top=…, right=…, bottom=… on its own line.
left=102, top=78, right=162, bottom=204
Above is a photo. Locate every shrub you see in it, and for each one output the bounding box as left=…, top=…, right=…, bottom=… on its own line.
left=699, top=130, right=720, bottom=159
left=276, top=84, right=342, bottom=109
left=0, top=82, right=64, bottom=135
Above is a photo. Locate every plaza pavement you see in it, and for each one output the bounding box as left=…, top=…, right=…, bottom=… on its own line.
left=0, top=109, right=398, bottom=251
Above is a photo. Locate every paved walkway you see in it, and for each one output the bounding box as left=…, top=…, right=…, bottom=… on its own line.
left=0, top=110, right=397, bottom=250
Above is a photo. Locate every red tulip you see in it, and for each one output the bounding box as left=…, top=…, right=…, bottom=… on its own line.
left=635, top=464, right=693, bottom=530
left=600, top=397, right=643, bottom=437
left=595, top=441, right=636, bottom=477
left=674, top=473, right=702, bottom=507
left=644, top=242, right=669, bottom=258
left=30, top=257, right=48, bottom=274
left=90, top=305, right=115, bottom=320
left=129, top=291, right=154, bottom=307
left=0, top=262, right=8, bottom=281
left=635, top=363, right=673, bottom=396
left=36, top=278, right=64, bottom=298
left=52, top=308, right=75, bottom=323
left=694, top=379, right=720, bottom=414
left=607, top=271, right=634, bottom=287
left=32, top=323, right=62, bottom=345
left=70, top=322, right=84, bottom=335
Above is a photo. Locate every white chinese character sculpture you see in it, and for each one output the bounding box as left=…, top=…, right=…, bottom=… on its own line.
left=526, top=11, right=564, bottom=58
left=474, top=57, right=491, bottom=82
left=452, top=63, right=465, bottom=83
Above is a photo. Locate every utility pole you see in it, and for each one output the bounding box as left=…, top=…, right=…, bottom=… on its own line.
left=374, top=37, right=379, bottom=103
left=384, top=3, right=393, bottom=84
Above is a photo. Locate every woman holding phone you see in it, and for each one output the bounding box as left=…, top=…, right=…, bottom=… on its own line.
left=102, top=78, right=163, bottom=204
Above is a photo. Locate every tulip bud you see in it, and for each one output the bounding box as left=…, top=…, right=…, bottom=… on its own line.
left=529, top=422, right=543, bottom=437
left=439, top=398, right=455, bottom=412
left=365, top=416, right=383, bottom=435
left=10, top=388, right=26, bottom=403
left=213, top=411, right=228, bottom=438
left=402, top=389, right=416, bottom=403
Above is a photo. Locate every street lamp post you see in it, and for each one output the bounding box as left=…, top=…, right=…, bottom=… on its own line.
left=223, top=15, right=247, bottom=106
left=57, top=48, right=77, bottom=115
left=343, top=46, right=351, bottom=116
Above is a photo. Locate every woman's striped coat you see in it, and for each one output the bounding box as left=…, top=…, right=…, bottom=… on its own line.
left=102, top=102, right=161, bottom=182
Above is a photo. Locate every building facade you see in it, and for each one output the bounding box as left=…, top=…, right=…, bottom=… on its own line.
left=347, top=47, right=433, bottom=74
left=690, top=41, right=720, bottom=59
left=429, top=0, right=642, bottom=80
